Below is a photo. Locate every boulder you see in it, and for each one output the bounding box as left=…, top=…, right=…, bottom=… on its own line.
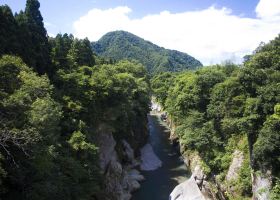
left=127, top=169, right=145, bottom=181
left=169, top=177, right=206, bottom=200
left=140, top=143, right=162, bottom=171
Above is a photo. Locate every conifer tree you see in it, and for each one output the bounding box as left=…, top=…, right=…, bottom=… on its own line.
left=23, top=0, right=51, bottom=75
left=0, top=5, right=19, bottom=55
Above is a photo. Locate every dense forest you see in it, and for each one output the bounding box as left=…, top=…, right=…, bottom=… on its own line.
left=92, top=31, right=202, bottom=74
left=1, top=0, right=280, bottom=199
left=0, top=1, right=150, bottom=199
left=152, top=35, right=280, bottom=199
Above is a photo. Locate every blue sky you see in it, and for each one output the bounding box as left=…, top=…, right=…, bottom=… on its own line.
left=1, top=0, right=260, bottom=36
left=1, top=0, right=280, bottom=64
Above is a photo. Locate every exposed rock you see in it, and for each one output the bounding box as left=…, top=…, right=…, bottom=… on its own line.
left=96, top=126, right=145, bottom=200
left=127, top=169, right=145, bottom=182
left=201, top=181, right=219, bottom=200
left=122, top=140, right=135, bottom=161
left=122, top=169, right=144, bottom=193
left=97, top=125, right=118, bottom=171
left=129, top=179, right=141, bottom=192
left=226, top=150, right=244, bottom=181
left=151, top=101, right=162, bottom=112
left=180, top=152, right=226, bottom=200
left=122, top=140, right=139, bottom=167
left=191, top=165, right=204, bottom=180
left=104, top=160, right=125, bottom=199
left=140, top=143, right=162, bottom=171
left=169, top=177, right=206, bottom=200
left=252, top=171, right=272, bottom=200
left=184, top=153, right=204, bottom=180
left=120, top=193, right=132, bottom=200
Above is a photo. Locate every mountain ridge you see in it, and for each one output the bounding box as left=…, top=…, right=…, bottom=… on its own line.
left=92, top=31, right=202, bottom=74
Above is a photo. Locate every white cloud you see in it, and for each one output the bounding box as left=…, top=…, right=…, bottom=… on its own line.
left=73, top=6, right=131, bottom=41
left=256, top=0, right=280, bottom=19
left=73, top=2, right=280, bottom=65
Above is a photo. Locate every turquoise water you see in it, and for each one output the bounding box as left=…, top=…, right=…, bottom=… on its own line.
left=132, top=114, right=190, bottom=200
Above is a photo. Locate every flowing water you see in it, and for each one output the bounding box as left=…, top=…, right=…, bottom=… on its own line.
left=132, top=114, right=190, bottom=200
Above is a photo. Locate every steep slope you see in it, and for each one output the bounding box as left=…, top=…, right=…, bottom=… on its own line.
left=92, top=31, right=202, bottom=74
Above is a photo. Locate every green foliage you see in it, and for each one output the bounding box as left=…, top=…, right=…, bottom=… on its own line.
left=274, top=104, right=280, bottom=118
left=92, top=30, right=202, bottom=74
left=68, top=131, right=97, bottom=152
left=236, top=159, right=252, bottom=196
left=151, top=72, right=175, bottom=106
left=162, top=66, right=226, bottom=120
left=17, top=0, right=51, bottom=75
left=48, top=33, right=96, bottom=77
left=2, top=0, right=280, bottom=198
left=208, top=77, right=246, bottom=120
left=49, top=33, right=73, bottom=71
left=0, top=55, right=62, bottom=198
left=0, top=0, right=52, bottom=75
left=67, top=38, right=95, bottom=67
left=152, top=34, right=280, bottom=198
left=253, top=106, right=280, bottom=171
left=0, top=55, right=27, bottom=94
left=0, top=153, right=7, bottom=194
left=0, top=56, right=149, bottom=199
left=0, top=5, right=19, bottom=55
left=29, top=97, right=62, bottom=142
left=0, top=2, right=151, bottom=199
left=271, top=178, right=280, bottom=200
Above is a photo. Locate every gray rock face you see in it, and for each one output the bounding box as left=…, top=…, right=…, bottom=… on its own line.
left=140, top=143, right=162, bottom=171
left=191, top=165, right=204, bottom=180
left=97, top=126, right=118, bottom=171
left=127, top=169, right=145, bottom=182
left=96, top=126, right=144, bottom=200
left=151, top=101, right=162, bottom=112
left=252, top=171, right=272, bottom=200
left=122, top=140, right=135, bottom=161
left=169, top=177, right=206, bottom=200
left=169, top=152, right=215, bottom=200
left=122, top=140, right=139, bottom=167
left=226, top=150, right=244, bottom=181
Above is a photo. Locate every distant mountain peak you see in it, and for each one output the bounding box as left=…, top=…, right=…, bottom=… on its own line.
left=92, top=30, right=202, bottom=74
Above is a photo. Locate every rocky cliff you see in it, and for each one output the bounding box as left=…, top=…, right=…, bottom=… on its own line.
left=95, top=123, right=147, bottom=200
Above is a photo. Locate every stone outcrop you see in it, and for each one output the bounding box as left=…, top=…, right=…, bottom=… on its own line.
left=96, top=124, right=144, bottom=200
left=140, top=143, right=162, bottom=171
left=122, top=140, right=139, bottom=167
left=170, top=151, right=215, bottom=200
left=151, top=101, right=162, bottom=112
left=226, top=150, right=244, bottom=181
left=170, top=177, right=206, bottom=200
left=252, top=171, right=272, bottom=200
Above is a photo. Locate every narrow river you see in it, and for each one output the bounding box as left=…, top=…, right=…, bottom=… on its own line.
left=132, top=113, right=190, bottom=200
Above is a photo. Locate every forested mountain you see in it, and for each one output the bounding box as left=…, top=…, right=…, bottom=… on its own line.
left=1, top=0, right=280, bottom=199
left=152, top=35, right=280, bottom=199
left=92, top=31, right=202, bottom=74
left=0, top=1, right=150, bottom=199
